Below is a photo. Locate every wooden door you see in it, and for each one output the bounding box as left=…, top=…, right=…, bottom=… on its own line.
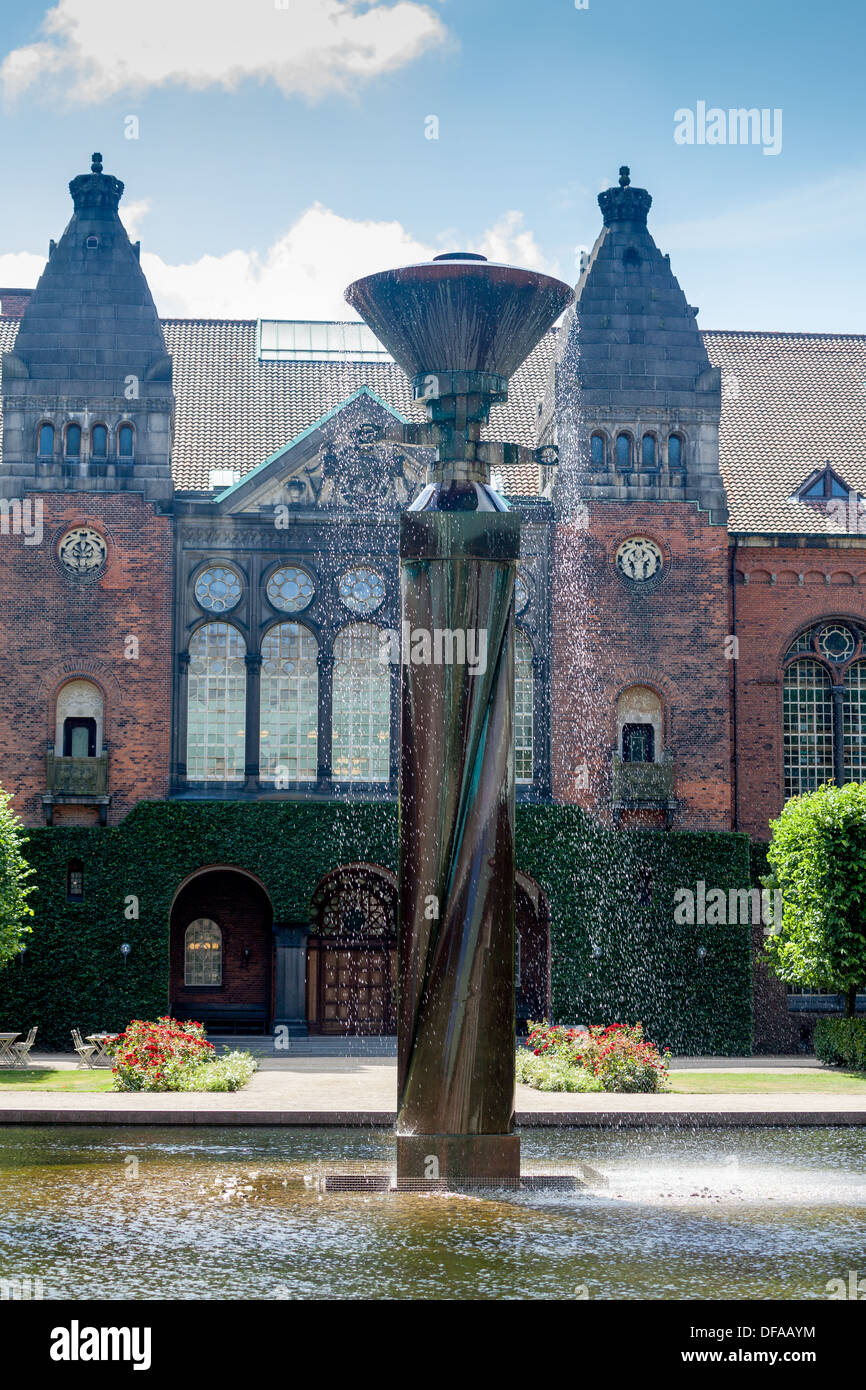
left=318, top=943, right=397, bottom=1034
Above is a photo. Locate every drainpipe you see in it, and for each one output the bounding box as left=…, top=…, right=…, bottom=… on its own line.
left=730, top=537, right=739, bottom=831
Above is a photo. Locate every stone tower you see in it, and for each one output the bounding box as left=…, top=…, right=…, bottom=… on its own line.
left=1, top=153, right=173, bottom=500
left=548, top=169, right=731, bottom=830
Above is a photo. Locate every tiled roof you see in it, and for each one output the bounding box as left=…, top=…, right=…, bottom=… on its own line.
left=703, top=330, right=866, bottom=534
left=4, top=312, right=866, bottom=532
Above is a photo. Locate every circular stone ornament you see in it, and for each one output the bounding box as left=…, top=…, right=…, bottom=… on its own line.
left=266, top=565, right=314, bottom=613
left=338, top=567, right=385, bottom=614
left=194, top=565, right=242, bottom=613
left=58, top=526, right=107, bottom=575
left=818, top=623, right=856, bottom=663
left=616, top=536, right=664, bottom=583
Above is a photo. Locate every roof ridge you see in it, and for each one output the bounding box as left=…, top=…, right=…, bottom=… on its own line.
left=703, top=328, right=866, bottom=342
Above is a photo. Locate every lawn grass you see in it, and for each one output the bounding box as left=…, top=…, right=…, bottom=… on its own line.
left=670, top=1070, right=866, bottom=1094
left=0, top=1068, right=115, bottom=1092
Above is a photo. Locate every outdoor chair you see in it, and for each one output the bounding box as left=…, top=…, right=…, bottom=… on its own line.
left=71, top=1027, right=96, bottom=1069
left=11, top=1025, right=37, bottom=1068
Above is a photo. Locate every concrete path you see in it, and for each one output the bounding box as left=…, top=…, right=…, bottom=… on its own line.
left=1, top=1059, right=865, bottom=1126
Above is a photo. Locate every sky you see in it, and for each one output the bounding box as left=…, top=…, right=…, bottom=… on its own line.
left=0, top=0, right=864, bottom=331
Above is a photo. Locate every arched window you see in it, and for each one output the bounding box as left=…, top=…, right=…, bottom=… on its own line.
left=65, top=423, right=81, bottom=458
left=617, top=686, right=662, bottom=763
left=515, top=630, right=534, bottom=783
left=56, top=679, right=103, bottom=757
left=66, top=859, right=84, bottom=902
left=843, top=661, right=866, bottom=782
left=311, top=866, right=398, bottom=938
left=91, top=424, right=108, bottom=458
left=186, top=623, right=246, bottom=782
left=668, top=433, right=683, bottom=468
left=783, top=659, right=834, bottom=798
left=641, top=433, right=657, bottom=469
left=184, top=918, right=222, bottom=986
left=332, top=622, right=390, bottom=782
left=38, top=423, right=54, bottom=457
left=615, top=433, right=632, bottom=469
left=117, top=423, right=134, bottom=459
left=590, top=433, right=606, bottom=467
left=260, top=622, right=318, bottom=782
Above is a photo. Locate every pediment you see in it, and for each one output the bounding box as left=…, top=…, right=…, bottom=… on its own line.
left=216, top=388, right=427, bottom=515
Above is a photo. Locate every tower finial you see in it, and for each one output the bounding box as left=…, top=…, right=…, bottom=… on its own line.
left=91, top=152, right=103, bottom=174
left=618, top=165, right=630, bottom=188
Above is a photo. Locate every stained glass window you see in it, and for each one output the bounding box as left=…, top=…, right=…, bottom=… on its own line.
left=194, top=565, right=242, bottom=613
left=266, top=565, right=314, bottom=613
left=91, top=425, right=107, bottom=458
left=331, top=622, right=390, bottom=782
left=186, top=623, right=246, bottom=781
left=515, top=630, right=534, bottom=784
left=615, top=433, right=632, bottom=469
left=38, top=423, right=54, bottom=456
left=118, top=424, right=134, bottom=458
left=184, top=919, right=222, bottom=986
left=65, top=423, right=81, bottom=457
left=783, top=659, right=834, bottom=798
left=641, top=434, right=657, bottom=469
left=844, top=661, right=866, bottom=783
left=668, top=434, right=683, bottom=467
left=259, top=623, right=318, bottom=782
left=590, top=433, right=606, bottom=466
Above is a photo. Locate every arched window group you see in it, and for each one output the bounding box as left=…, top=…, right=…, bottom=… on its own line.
left=36, top=421, right=134, bottom=461
left=186, top=618, right=536, bottom=788
left=590, top=431, right=685, bottom=472
left=782, top=622, right=866, bottom=798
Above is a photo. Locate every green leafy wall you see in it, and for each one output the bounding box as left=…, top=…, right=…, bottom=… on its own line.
left=0, top=800, right=753, bottom=1052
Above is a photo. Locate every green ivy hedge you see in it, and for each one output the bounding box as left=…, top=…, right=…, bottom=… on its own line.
left=0, top=800, right=753, bottom=1053
left=814, top=1018, right=866, bottom=1071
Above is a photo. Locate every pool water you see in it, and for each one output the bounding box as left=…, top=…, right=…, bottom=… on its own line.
left=0, top=1126, right=864, bottom=1300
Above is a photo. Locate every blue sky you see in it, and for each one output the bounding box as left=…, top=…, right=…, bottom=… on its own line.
left=0, top=0, right=864, bottom=329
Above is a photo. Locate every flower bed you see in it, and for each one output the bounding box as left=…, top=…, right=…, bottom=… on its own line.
left=106, top=1016, right=257, bottom=1092
left=519, top=1021, right=670, bottom=1093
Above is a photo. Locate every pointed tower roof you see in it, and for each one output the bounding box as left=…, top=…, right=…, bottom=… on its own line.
left=10, top=152, right=170, bottom=390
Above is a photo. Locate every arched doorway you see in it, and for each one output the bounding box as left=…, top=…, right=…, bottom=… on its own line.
left=306, top=865, right=397, bottom=1035
left=170, top=868, right=273, bottom=1034
left=515, top=872, right=551, bottom=1030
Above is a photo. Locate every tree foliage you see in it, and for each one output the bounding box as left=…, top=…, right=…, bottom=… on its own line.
left=765, top=782, right=866, bottom=1015
left=0, top=789, right=34, bottom=968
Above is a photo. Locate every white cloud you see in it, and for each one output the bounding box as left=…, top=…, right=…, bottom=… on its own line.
left=0, top=203, right=553, bottom=319
left=1, top=0, right=448, bottom=104
left=120, top=199, right=150, bottom=242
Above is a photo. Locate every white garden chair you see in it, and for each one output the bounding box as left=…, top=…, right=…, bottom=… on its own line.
left=71, top=1028, right=96, bottom=1069
left=11, top=1025, right=37, bottom=1068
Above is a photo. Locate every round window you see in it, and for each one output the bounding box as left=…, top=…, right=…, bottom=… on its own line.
left=194, top=565, right=242, bottom=613
left=266, top=565, right=314, bottom=613
left=338, top=568, right=386, bottom=614
left=58, top=526, right=107, bottom=575
left=818, top=624, right=856, bottom=663
left=616, top=537, right=664, bottom=582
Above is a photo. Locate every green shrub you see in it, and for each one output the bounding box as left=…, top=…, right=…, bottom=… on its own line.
left=515, top=1048, right=603, bottom=1093
left=814, top=1018, right=866, bottom=1071
left=521, top=1020, right=670, bottom=1093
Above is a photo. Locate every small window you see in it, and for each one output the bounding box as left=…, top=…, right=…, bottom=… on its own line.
left=63, top=717, right=96, bottom=758
left=65, top=424, right=81, bottom=458
left=38, top=424, right=55, bottom=457
left=615, top=433, right=632, bottom=469
left=622, top=722, right=655, bottom=763
left=590, top=433, right=606, bottom=467
left=668, top=434, right=683, bottom=468
left=91, top=425, right=108, bottom=458
left=797, top=464, right=853, bottom=502
left=184, top=918, right=222, bottom=987
left=118, top=424, right=134, bottom=459
left=641, top=434, right=657, bottom=469
left=66, top=860, right=84, bottom=902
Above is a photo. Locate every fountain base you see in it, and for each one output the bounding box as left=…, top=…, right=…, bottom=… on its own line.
left=396, top=1133, right=521, bottom=1187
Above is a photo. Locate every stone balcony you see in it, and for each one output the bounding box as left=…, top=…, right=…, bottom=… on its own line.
left=43, top=749, right=110, bottom=824
left=611, top=750, right=677, bottom=827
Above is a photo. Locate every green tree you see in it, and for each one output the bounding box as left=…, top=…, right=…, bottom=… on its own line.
left=765, top=782, right=866, bottom=1017
left=0, top=790, right=34, bottom=968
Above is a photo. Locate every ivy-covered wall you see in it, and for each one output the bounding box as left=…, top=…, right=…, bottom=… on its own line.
left=0, top=800, right=753, bottom=1053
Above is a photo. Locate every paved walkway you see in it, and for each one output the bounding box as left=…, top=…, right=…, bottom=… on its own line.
left=1, top=1059, right=864, bottom=1126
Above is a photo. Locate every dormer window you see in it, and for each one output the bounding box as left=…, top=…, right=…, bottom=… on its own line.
left=38, top=423, right=54, bottom=457
left=65, top=423, right=81, bottom=458
left=118, top=424, right=134, bottom=459
left=91, top=425, right=107, bottom=458
left=797, top=463, right=851, bottom=502
left=668, top=433, right=684, bottom=468
left=590, top=432, right=606, bottom=467
left=615, top=433, right=632, bottom=469
left=641, top=433, right=657, bottom=469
